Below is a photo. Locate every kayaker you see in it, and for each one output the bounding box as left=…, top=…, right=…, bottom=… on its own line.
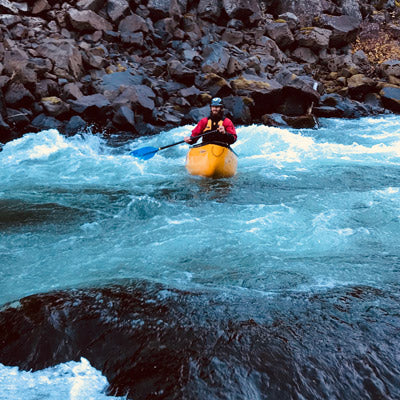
left=184, top=97, right=237, bottom=146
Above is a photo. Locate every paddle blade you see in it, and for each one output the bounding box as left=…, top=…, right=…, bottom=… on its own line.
left=129, top=146, right=158, bottom=160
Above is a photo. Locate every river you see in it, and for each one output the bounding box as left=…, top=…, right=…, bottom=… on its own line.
left=0, top=116, right=399, bottom=399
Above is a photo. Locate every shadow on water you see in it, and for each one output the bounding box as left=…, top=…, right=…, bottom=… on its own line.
left=0, top=280, right=399, bottom=400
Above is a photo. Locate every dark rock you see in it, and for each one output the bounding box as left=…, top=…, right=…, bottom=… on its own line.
left=221, top=28, right=244, bottom=46
left=0, top=0, right=19, bottom=13
left=291, top=47, right=318, bottom=64
left=76, top=0, right=104, bottom=12
left=222, top=0, right=262, bottom=24
left=112, top=105, right=136, bottom=130
left=118, top=14, right=149, bottom=34
left=6, top=108, right=31, bottom=129
left=196, top=73, right=232, bottom=98
left=282, top=114, right=317, bottom=128
left=347, top=74, right=376, bottom=99
left=107, top=0, right=129, bottom=22
left=35, top=79, right=59, bottom=99
left=295, top=27, right=332, bottom=51
left=65, top=115, right=87, bottom=135
left=112, top=86, right=156, bottom=119
left=313, top=106, right=344, bottom=118
left=98, top=70, right=144, bottom=92
left=278, top=12, right=299, bottom=30
left=202, top=43, right=230, bottom=75
left=178, top=86, right=201, bottom=104
left=266, top=21, right=294, bottom=49
left=32, top=0, right=50, bottom=14
left=41, top=96, right=70, bottom=118
left=380, top=85, right=400, bottom=112
left=317, top=14, right=360, bottom=48
left=0, top=113, right=11, bottom=139
left=148, top=0, right=170, bottom=20
left=185, top=105, right=210, bottom=123
left=5, top=83, right=35, bottom=108
left=223, top=95, right=252, bottom=124
left=62, top=83, right=84, bottom=100
left=67, top=9, right=113, bottom=32
left=31, top=113, right=63, bottom=131
left=198, top=0, right=221, bottom=22
left=168, top=59, right=196, bottom=85
left=69, top=94, right=111, bottom=117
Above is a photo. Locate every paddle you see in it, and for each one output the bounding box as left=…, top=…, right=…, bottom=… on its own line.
left=129, top=130, right=218, bottom=160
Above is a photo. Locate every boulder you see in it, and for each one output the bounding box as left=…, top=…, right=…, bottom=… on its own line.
left=112, top=105, right=136, bottom=130
left=96, top=70, right=144, bottom=92
left=32, top=0, right=50, bottom=14
left=112, top=86, right=156, bottom=119
left=35, top=79, right=59, bottom=98
left=295, top=27, right=332, bottom=51
left=169, top=0, right=187, bottom=19
left=118, top=14, right=149, bottom=34
left=223, top=95, right=252, bottom=124
left=69, top=94, right=111, bottom=116
left=31, top=113, right=63, bottom=131
left=67, top=9, right=113, bottom=32
left=167, top=59, right=196, bottom=85
left=36, top=40, right=84, bottom=80
left=41, top=96, right=70, bottom=118
left=65, top=115, right=87, bottom=135
left=380, top=85, right=400, bottom=112
left=0, top=0, right=19, bottom=14
left=62, top=83, right=84, bottom=100
left=185, top=105, right=210, bottom=123
left=265, top=21, right=294, bottom=49
left=201, top=43, right=230, bottom=75
left=198, top=0, right=221, bottom=22
left=317, top=14, right=360, bottom=48
left=76, top=0, right=104, bottom=12
left=222, top=0, right=262, bottom=24
left=291, top=47, right=318, bottom=64
left=340, top=0, right=362, bottom=21
left=107, top=0, right=129, bottom=22
left=4, top=83, right=35, bottom=108
left=272, top=0, right=327, bottom=26
left=380, top=60, right=400, bottom=80
left=178, top=86, right=201, bottom=103
left=120, top=31, right=144, bottom=46
left=221, top=28, right=244, bottom=46
left=282, top=114, right=317, bottom=129
left=148, top=0, right=170, bottom=20
left=6, top=108, right=32, bottom=130
left=196, top=73, right=232, bottom=98
left=347, top=74, right=376, bottom=99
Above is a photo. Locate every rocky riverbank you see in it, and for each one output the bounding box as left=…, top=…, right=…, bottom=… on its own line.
left=1, top=0, right=400, bottom=143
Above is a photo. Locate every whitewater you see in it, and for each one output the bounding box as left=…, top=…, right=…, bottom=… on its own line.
left=0, top=116, right=399, bottom=399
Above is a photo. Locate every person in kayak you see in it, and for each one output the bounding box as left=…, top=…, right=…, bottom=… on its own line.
left=184, top=97, right=237, bottom=146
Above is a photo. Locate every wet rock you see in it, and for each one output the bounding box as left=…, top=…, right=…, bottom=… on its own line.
left=31, top=113, right=63, bottom=131
left=347, top=74, right=376, bottom=99
left=282, top=114, right=317, bottom=128
left=313, top=105, right=344, bottom=118
left=6, top=108, right=31, bottom=129
left=112, top=105, right=136, bottom=130
left=380, top=85, right=400, bottom=112
left=67, top=9, right=113, bottom=32
left=65, top=115, right=87, bottom=135
left=221, top=28, right=244, bottom=46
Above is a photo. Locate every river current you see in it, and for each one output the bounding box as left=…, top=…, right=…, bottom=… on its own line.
left=0, top=116, right=399, bottom=399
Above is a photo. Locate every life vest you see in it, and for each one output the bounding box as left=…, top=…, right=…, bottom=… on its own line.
left=203, top=118, right=223, bottom=133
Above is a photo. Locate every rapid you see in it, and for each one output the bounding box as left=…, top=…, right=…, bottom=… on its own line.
left=0, top=116, right=399, bottom=399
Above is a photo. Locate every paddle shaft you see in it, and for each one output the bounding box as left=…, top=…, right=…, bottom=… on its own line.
left=158, top=129, right=218, bottom=151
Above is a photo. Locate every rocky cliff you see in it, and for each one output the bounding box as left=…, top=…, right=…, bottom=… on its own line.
left=1, top=0, right=400, bottom=142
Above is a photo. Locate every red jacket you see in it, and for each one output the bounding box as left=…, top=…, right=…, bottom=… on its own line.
left=190, top=117, right=237, bottom=145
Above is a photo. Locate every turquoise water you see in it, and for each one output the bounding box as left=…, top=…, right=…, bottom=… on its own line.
left=0, top=116, right=400, bottom=399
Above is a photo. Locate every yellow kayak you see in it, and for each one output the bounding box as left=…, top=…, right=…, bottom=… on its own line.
left=185, top=143, right=238, bottom=178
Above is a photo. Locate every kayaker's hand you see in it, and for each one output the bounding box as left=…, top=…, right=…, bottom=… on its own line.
left=217, top=125, right=226, bottom=134
left=184, top=136, right=194, bottom=144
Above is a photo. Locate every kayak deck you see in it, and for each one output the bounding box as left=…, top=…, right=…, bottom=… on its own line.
left=185, top=142, right=238, bottom=178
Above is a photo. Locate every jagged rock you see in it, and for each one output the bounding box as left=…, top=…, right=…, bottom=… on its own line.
left=4, top=83, right=35, bottom=108
left=295, top=27, right=332, bottom=51
left=3, top=48, right=28, bottom=75
left=0, top=0, right=19, bottom=14
left=107, top=0, right=129, bottom=22
left=112, top=105, right=136, bottom=130
left=32, top=0, right=50, bottom=14
left=282, top=114, right=317, bottom=128
left=223, top=95, right=252, bottom=124
left=148, top=0, right=170, bottom=20
left=76, top=0, right=104, bottom=12
left=178, top=86, right=201, bottom=103
left=31, top=113, right=63, bottom=131
left=340, top=0, right=362, bottom=21
left=196, top=73, right=232, bottom=98
left=221, top=28, right=244, bottom=46
left=67, top=9, right=113, bottom=32
left=380, top=85, right=400, bottom=112
left=198, top=0, right=221, bottom=22
left=121, top=31, right=144, bottom=46
left=98, top=70, right=144, bottom=92
left=347, top=74, right=376, bottom=99
left=167, top=59, right=196, bottom=85
left=69, top=94, right=111, bottom=116
left=265, top=21, right=294, bottom=49
left=380, top=60, right=400, bottom=80
left=112, top=86, right=156, bottom=118
left=273, top=0, right=328, bottom=26
left=169, top=0, right=187, bottom=19
left=222, top=0, right=262, bottom=24
left=278, top=12, right=299, bottom=30
left=317, top=14, right=360, bottom=48
left=202, top=43, right=230, bottom=75
left=291, top=47, right=318, bottom=64
left=118, top=14, right=149, bottom=33
left=254, top=36, right=287, bottom=62
left=35, top=79, right=59, bottom=98
left=41, top=96, right=70, bottom=117
left=185, top=105, right=209, bottom=123
left=36, top=40, right=84, bottom=80
left=313, top=105, right=344, bottom=118
left=62, top=83, right=84, bottom=100
left=65, top=115, right=87, bottom=135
